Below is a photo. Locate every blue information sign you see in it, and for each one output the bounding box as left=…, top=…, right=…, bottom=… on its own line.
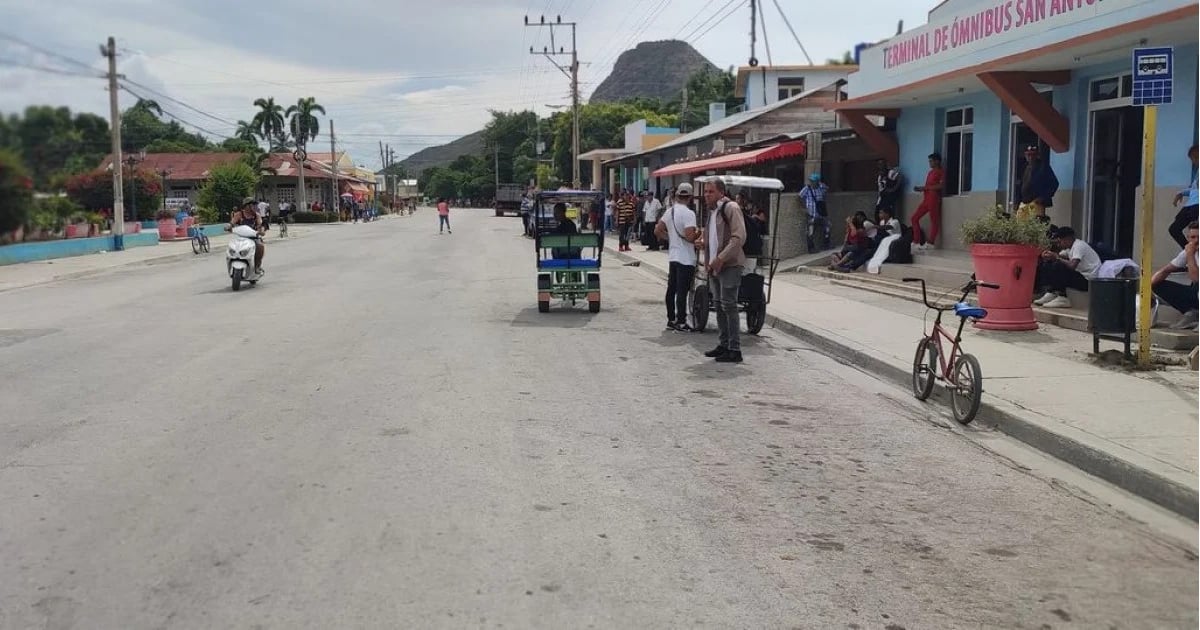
left=1132, top=47, right=1173, bottom=106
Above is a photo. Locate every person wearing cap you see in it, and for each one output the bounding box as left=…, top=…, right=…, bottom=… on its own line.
left=229, top=197, right=266, bottom=273
left=655, top=183, right=700, bottom=331
left=799, top=173, right=829, bottom=251
left=910, top=152, right=944, bottom=250
left=1016, top=144, right=1059, bottom=220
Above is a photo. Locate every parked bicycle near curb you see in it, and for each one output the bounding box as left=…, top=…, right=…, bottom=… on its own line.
left=905, top=277, right=1000, bottom=424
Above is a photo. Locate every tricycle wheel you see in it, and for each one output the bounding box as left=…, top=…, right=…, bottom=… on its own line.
left=588, top=299, right=600, bottom=313
left=690, top=285, right=710, bottom=332
left=746, top=302, right=766, bottom=334
left=538, top=300, right=550, bottom=313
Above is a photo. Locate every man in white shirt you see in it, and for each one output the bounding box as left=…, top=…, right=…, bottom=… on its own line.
left=1152, top=220, right=1200, bottom=329
left=642, top=190, right=664, bottom=251
left=655, top=183, right=699, bottom=331
left=1034, top=226, right=1102, bottom=308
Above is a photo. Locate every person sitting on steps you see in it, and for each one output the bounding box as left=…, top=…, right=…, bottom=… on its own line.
left=1033, top=226, right=1101, bottom=309
left=1151, top=220, right=1200, bottom=330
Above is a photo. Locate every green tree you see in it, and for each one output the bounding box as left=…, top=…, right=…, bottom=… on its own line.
left=826, top=51, right=855, bottom=65
left=234, top=120, right=260, bottom=142
left=677, top=67, right=738, bottom=132
left=144, top=138, right=206, bottom=153
left=251, top=97, right=287, bottom=146
left=0, top=149, right=33, bottom=234
left=197, top=160, right=260, bottom=222
left=483, top=110, right=538, bottom=184
left=65, top=168, right=162, bottom=220
left=549, top=102, right=675, bottom=187
left=286, top=97, right=325, bottom=151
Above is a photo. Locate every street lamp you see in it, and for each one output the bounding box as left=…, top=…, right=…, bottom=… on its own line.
left=157, top=168, right=172, bottom=216
left=124, top=149, right=145, bottom=222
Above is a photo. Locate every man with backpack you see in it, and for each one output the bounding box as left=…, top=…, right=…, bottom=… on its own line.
left=697, top=178, right=747, bottom=364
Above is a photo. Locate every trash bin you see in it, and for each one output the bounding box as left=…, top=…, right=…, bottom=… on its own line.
left=1089, top=277, right=1138, bottom=357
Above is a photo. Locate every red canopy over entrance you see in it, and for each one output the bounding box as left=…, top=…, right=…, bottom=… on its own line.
left=651, top=140, right=806, bottom=178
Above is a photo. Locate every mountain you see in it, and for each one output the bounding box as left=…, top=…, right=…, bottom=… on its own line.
left=397, top=40, right=715, bottom=173
left=396, top=129, right=485, bottom=175
left=589, top=40, right=717, bottom=103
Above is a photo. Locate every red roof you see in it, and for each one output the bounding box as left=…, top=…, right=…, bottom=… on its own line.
left=651, top=140, right=806, bottom=178
left=97, top=153, right=243, bottom=180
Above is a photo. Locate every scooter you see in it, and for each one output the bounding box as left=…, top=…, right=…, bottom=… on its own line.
left=226, top=224, right=264, bottom=291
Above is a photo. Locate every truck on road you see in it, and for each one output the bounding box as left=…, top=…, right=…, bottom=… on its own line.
left=494, top=183, right=524, bottom=217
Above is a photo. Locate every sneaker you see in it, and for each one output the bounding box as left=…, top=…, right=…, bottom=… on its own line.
left=1170, top=309, right=1200, bottom=330
left=1042, top=295, right=1072, bottom=308
left=1033, top=291, right=1057, bottom=306
left=704, top=345, right=729, bottom=358
left=674, top=322, right=694, bottom=332
left=715, top=351, right=744, bottom=363
left=666, top=321, right=678, bottom=331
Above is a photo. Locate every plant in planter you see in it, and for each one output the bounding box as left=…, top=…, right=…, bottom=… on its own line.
left=156, top=208, right=178, bottom=239
left=961, top=205, right=1051, bottom=331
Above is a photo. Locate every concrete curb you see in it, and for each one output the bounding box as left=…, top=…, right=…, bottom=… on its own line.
left=605, top=246, right=1199, bottom=521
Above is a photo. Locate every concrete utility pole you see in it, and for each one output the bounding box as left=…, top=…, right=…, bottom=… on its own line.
left=524, top=14, right=582, bottom=189
left=101, top=36, right=125, bottom=250
left=330, top=120, right=339, bottom=213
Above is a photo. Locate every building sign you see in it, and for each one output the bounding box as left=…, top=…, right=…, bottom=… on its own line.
left=882, top=0, right=1135, bottom=69
left=1132, top=46, right=1173, bottom=106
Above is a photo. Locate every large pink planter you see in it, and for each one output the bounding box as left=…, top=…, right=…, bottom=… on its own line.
left=157, top=219, right=178, bottom=239
left=970, top=243, right=1041, bottom=331
left=65, top=224, right=87, bottom=239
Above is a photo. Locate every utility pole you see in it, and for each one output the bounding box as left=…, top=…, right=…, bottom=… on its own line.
left=329, top=120, right=338, bottom=216
left=101, top=36, right=125, bottom=250
left=525, top=14, right=581, bottom=189
left=494, top=144, right=500, bottom=191
left=681, top=87, right=689, bottom=133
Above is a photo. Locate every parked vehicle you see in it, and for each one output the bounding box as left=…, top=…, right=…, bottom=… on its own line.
left=494, top=183, right=524, bottom=217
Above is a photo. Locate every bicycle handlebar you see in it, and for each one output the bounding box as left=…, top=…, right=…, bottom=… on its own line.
left=902, top=277, right=1001, bottom=310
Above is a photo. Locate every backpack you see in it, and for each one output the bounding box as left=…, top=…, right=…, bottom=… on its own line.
left=717, top=201, right=764, bottom=256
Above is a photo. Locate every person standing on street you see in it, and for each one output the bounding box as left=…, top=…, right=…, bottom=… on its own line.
left=697, top=179, right=747, bottom=363
left=655, top=183, right=699, bottom=331
left=616, top=190, right=636, bottom=251
left=800, top=173, right=829, bottom=251
left=642, top=190, right=664, bottom=251
left=1169, top=145, right=1199, bottom=248
left=910, top=152, right=944, bottom=250
left=437, top=198, right=452, bottom=234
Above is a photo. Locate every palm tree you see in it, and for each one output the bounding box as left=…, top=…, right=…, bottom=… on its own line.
left=133, top=98, right=163, bottom=118
left=234, top=120, right=260, bottom=142
left=286, top=97, right=326, bottom=151
left=251, top=97, right=286, bottom=146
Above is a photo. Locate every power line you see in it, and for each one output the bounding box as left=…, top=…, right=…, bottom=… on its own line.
left=687, top=0, right=749, bottom=43
left=0, top=31, right=97, bottom=72
left=769, top=0, right=813, bottom=65
left=121, top=78, right=240, bottom=128
left=0, top=58, right=104, bottom=78
left=118, top=84, right=235, bottom=142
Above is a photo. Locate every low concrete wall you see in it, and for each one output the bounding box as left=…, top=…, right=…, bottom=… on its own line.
left=826, top=192, right=880, bottom=248
left=0, top=232, right=159, bottom=266
left=770, top=194, right=806, bottom=260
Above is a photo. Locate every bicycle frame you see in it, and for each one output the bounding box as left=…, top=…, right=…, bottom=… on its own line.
left=904, top=277, right=999, bottom=380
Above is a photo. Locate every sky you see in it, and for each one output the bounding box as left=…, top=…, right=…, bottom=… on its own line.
left=0, top=0, right=932, bottom=171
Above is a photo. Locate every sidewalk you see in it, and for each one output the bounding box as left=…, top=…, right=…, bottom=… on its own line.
left=0, top=227, right=313, bottom=293
left=606, top=244, right=1199, bottom=520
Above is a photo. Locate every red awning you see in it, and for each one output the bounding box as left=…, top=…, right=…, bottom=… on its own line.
left=651, top=140, right=806, bottom=178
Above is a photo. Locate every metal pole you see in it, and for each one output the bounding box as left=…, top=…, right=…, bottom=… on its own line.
left=571, top=24, right=581, bottom=189
left=104, top=37, right=125, bottom=250
left=1137, top=105, right=1158, bottom=366
left=128, top=158, right=136, bottom=223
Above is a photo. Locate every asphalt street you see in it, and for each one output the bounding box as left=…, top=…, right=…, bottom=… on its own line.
left=0, top=210, right=1196, bottom=629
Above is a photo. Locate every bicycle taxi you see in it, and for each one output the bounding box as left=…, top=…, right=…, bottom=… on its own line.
left=688, top=175, right=785, bottom=334
left=533, top=189, right=605, bottom=313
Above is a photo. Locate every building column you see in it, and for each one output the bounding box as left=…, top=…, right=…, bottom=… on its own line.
left=838, top=109, right=900, bottom=165
left=978, top=70, right=1071, bottom=152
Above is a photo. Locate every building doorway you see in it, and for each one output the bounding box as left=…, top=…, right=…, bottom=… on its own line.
left=1086, top=74, right=1141, bottom=257
left=1007, top=122, right=1042, bottom=209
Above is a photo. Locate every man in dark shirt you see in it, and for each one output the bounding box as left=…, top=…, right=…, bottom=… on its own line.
left=1017, top=144, right=1059, bottom=219
left=549, top=202, right=581, bottom=259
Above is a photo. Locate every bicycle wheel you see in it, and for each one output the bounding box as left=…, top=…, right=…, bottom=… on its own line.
left=911, top=336, right=937, bottom=401
left=949, top=353, right=983, bottom=424
left=280, top=222, right=288, bottom=238
left=191, top=236, right=201, bottom=255
left=201, top=235, right=210, bottom=253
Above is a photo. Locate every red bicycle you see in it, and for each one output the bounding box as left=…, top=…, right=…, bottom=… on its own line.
left=903, top=277, right=1000, bottom=424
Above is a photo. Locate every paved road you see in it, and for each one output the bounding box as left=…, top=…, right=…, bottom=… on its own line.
left=1, top=211, right=1195, bottom=629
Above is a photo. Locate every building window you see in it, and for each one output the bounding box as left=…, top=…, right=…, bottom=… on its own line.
left=1090, top=74, right=1133, bottom=103
left=276, top=185, right=296, bottom=203
left=943, top=106, right=974, bottom=196
left=777, top=77, right=805, bottom=101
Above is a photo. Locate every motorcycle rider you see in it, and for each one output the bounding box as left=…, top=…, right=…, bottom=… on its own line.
left=229, top=196, right=265, bottom=273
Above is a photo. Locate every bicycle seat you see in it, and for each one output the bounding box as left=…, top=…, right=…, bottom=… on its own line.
left=954, top=302, right=988, bottom=320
